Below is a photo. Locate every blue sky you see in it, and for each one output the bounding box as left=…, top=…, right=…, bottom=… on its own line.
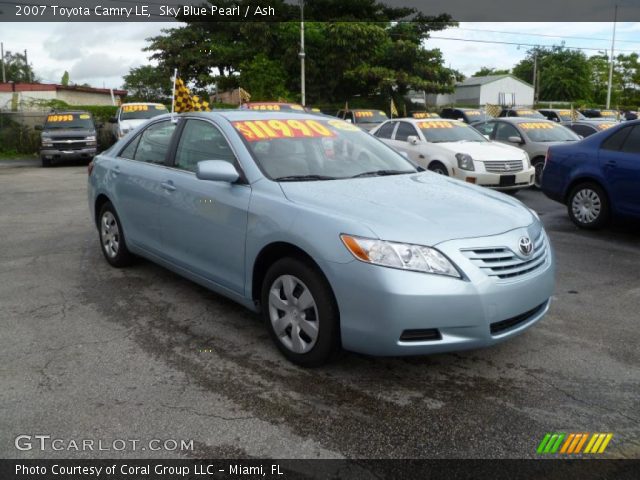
left=1, top=22, right=638, bottom=89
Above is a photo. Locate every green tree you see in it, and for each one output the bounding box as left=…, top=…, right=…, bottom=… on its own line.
left=239, top=54, right=290, bottom=101
left=122, top=65, right=173, bottom=102
left=61, top=71, right=70, bottom=86
left=0, top=50, right=36, bottom=83
left=587, top=53, right=612, bottom=105
left=513, top=47, right=592, bottom=102
left=472, top=67, right=510, bottom=77
left=144, top=0, right=457, bottom=104
left=615, top=53, right=640, bottom=107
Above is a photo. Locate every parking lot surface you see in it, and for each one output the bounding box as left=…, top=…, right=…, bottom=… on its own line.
left=1, top=164, right=638, bottom=459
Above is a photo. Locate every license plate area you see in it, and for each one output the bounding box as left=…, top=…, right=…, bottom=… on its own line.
left=500, top=175, right=516, bottom=187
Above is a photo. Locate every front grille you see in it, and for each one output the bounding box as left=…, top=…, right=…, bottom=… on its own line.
left=461, top=230, right=548, bottom=280
left=483, top=160, right=524, bottom=173
left=51, top=140, right=88, bottom=150
left=490, top=302, right=547, bottom=335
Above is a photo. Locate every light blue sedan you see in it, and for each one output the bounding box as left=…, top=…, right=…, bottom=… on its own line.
left=88, top=111, right=555, bottom=366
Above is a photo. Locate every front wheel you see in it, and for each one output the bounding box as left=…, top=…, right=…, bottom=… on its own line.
left=428, top=162, right=449, bottom=176
left=567, top=183, right=610, bottom=229
left=532, top=157, right=545, bottom=189
left=261, top=258, right=340, bottom=367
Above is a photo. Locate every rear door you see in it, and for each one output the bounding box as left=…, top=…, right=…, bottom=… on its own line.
left=599, top=125, right=640, bottom=216
left=159, top=118, right=251, bottom=294
left=113, top=120, right=177, bottom=255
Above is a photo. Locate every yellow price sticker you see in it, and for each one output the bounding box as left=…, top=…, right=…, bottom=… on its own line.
left=79, top=114, right=91, bottom=119
left=47, top=114, right=74, bottom=122
left=327, top=119, right=360, bottom=132
left=233, top=119, right=336, bottom=142
left=520, top=122, right=554, bottom=130
left=123, top=105, right=149, bottom=112
left=417, top=121, right=457, bottom=129
left=249, top=104, right=281, bottom=111
left=355, top=111, right=374, bottom=118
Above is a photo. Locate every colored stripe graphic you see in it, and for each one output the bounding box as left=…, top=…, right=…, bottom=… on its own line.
left=538, top=433, right=612, bottom=454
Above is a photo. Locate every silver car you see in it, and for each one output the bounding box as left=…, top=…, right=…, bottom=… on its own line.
left=88, top=111, right=555, bottom=366
left=472, top=117, right=580, bottom=188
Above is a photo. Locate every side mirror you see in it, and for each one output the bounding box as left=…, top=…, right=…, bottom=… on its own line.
left=508, top=136, right=523, bottom=144
left=407, top=135, right=420, bottom=145
left=483, top=134, right=490, bottom=140
left=456, top=117, right=464, bottom=122
left=108, top=117, right=117, bottom=123
left=34, top=125, right=43, bottom=131
left=345, top=118, right=352, bottom=124
left=196, top=160, right=240, bottom=183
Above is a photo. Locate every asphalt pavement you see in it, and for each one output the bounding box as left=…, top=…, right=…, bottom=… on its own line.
left=1, top=164, right=638, bottom=459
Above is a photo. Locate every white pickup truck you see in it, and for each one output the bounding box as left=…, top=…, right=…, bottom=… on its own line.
left=109, top=103, right=168, bottom=140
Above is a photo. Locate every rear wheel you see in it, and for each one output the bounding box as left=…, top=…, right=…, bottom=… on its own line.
left=428, top=161, right=449, bottom=176
left=532, top=157, right=545, bottom=189
left=567, top=182, right=610, bottom=229
left=261, top=257, right=340, bottom=367
left=98, top=202, right=133, bottom=267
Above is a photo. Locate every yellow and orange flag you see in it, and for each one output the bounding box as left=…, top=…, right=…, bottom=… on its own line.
left=173, top=78, right=210, bottom=113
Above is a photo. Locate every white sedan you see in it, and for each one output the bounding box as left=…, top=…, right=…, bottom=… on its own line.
left=371, top=118, right=535, bottom=191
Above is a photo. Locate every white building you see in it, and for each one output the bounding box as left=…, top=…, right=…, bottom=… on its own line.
left=0, top=83, right=127, bottom=111
left=454, top=75, right=534, bottom=107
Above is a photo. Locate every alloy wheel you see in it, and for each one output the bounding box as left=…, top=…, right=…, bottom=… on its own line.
left=101, top=211, right=120, bottom=258
left=571, top=188, right=602, bottom=225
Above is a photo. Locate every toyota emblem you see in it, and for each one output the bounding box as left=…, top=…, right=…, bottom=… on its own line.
left=519, top=236, right=533, bottom=256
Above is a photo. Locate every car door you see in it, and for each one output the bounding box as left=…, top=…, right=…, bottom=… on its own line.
left=494, top=122, right=523, bottom=146
left=113, top=120, right=177, bottom=255
left=159, top=118, right=251, bottom=294
left=389, top=121, right=423, bottom=163
left=599, top=125, right=640, bottom=216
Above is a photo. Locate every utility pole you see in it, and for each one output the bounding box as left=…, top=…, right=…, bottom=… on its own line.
left=532, top=52, right=538, bottom=105
left=1, top=42, right=6, bottom=83
left=24, top=49, right=29, bottom=83
left=606, top=4, right=618, bottom=109
left=299, top=0, right=306, bottom=106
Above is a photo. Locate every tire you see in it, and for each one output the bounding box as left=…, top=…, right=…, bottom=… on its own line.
left=532, top=157, right=545, bottom=189
left=261, top=257, right=340, bottom=367
left=98, top=201, right=133, bottom=267
left=567, top=182, right=610, bottom=229
left=428, top=162, right=449, bottom=176
left=41, top=156, right=51, bottom=168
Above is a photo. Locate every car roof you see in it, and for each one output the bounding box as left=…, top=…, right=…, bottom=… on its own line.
left=492, top=117, right=554, bottom=124
left=48, top=110, right=91, bottom=114
left=175, top=111, right=335, bottom=122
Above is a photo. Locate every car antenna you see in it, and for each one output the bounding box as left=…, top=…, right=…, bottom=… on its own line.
left=171, top=68, right=178, bottom=124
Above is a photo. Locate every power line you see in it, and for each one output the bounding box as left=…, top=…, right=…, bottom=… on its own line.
left=428, top=35, right=639, bottom=54
left=453, top=27, right=640, bottom=46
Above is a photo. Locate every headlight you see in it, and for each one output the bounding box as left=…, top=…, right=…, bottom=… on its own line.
left=523, top=152, right=531, bottom=168
left=42, top=138, right=53, bottom=147
left=341, top=234, right=461, bottom=278
left=85, top=135, right=96, bottom=142
left=455, top=153, right=475, bottom=171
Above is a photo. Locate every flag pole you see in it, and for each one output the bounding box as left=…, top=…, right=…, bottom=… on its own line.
left=171, top=68, right=178, bottom=121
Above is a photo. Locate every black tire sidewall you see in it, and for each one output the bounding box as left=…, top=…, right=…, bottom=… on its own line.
left=98, top=202, right=133, bottom=267
left=261, top=257, right=340, bottom=367
left=532, top=158, right=545, bottom=189
left=567, top=183, right=610, bottom=229
left=429, top=162, right=448, bottom=176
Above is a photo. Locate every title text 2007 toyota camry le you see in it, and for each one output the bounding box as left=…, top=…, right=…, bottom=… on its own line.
left=88, top=112, right=555, bottom=366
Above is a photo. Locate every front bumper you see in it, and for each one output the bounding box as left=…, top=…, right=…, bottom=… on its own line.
left=41, top=147, right=97, bottom=162
left=453, top=166, right=535, bottom=190
left=320, top=225, right=555, bottom=356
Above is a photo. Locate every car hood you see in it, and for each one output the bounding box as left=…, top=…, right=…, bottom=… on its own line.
left=279, top=172, right=534, bottom=246
left=429, top=141, right=526, bottom=160
left=119, top=119, right=148, bottom=131
left=42, top=128, right=95, bottom=138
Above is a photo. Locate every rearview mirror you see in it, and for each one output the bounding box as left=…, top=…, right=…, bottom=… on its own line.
left=34, top=125, right=43, bottom=131
left=507, top=136, right=523, bottom=144
left=407, top=135, right=420, bottom=145
left=196, top=160, right=239, bottom=183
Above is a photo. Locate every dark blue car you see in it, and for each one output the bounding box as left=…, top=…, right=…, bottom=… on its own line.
left=542, top=120, right=640, bottom=229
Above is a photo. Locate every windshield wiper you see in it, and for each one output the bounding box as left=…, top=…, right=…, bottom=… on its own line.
left=274, top=174, right=337, bottom=182
left=350, top=169, right=414, bottom=178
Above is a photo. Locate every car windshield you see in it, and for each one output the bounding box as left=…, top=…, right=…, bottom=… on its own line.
left=233, top=117, right=417, bottom=181
left=44, top=113, right=94, bottom=130
left=519, top=122, right=580, bottom=142
left=555, top=110, right=585, bottom=121
left=245, top=103, right=305, bottom=112
left=464, top=110, right=492, bottom=122
left=514, top=110, right=545, bottom=119
left=353, top=110, right=389, bottom=124
left=418, top=121, right=488, bottom=143
left=120, top=104, right=167, bottom=120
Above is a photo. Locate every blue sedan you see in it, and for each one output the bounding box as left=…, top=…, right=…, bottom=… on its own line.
left=88, top=111, right=555, bottom=366
left=542, top=120, right=640, bottom=229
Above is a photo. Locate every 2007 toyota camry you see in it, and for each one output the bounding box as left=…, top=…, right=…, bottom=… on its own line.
left=88, top=111, right=555, bottom=366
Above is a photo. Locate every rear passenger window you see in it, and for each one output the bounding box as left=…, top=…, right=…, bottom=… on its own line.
left=621, top=126, right=640, bottom=154
left=119, top=135, right=140, bottom=159
left=134, top=121, right=177, bottom=165
left=601, top=127, right=632, bottom=152
left=174, top=120, right=235, bottom=172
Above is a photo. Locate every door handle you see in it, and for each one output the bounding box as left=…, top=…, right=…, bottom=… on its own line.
left=161, top=181, right=176, bottom=192
left=113, top=166, right=120, bottom=176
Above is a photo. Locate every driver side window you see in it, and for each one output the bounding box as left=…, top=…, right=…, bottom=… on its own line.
left=495, top=123, right=520, bottom=142
left=174, top=120, right=235, bottom=172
